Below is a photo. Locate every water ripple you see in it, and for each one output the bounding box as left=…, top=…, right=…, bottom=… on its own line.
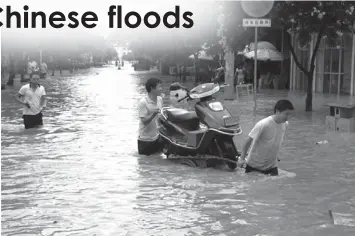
left=2, top=65, right=355, bottom=235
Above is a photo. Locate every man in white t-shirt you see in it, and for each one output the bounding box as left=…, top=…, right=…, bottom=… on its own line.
left=16, top=75, right=47, bottom=129
left=137, top=78, right=164, bottom=155
left=238, top=100, right=294, bottom=176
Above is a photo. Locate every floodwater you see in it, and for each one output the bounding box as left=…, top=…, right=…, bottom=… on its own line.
left=2, top=64, right=355, bottom=236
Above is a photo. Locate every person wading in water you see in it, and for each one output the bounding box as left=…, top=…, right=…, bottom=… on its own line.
left=16, top=74, right=47, bottom=129
left=137, top=78, right=164, bottom=155
left=238, top=100, right=294, bottom=176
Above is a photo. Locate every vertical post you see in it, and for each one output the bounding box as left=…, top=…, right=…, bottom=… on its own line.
left=39, top=49, right=43, bottom=64
left=337, top=41, right=342, bottom=96
left=311, top=34, right=316, bottom=93
left=224, top=50, right=235, bottom=100
left=280, top=28, right=284, bottom=86
left=318, top=38, right=325, bottom=93
left=292, top=34, right=297, bottom=90
left=290, top=32, right=294, bottom=91
left=351, top=29, right=355, bottom=96
left=329, top=49, right=333, bottom=95
left=253, top=26, right=258, bottom=121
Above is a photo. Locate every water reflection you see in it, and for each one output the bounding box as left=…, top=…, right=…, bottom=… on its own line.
left=2, top=64, right=355, bottom=235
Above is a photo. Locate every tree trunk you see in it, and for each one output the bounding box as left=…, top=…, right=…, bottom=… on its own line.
left=7, top=74, right=15, bottom=86
left=285, top=26, right=325, bottom=112
left=305, top=71, right=314, bottom=112
left=182, top=64, right=187, bottom=82
left=176, top=63, right=180, bottom=80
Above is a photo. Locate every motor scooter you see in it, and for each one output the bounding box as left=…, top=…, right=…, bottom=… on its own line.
left=158, top=82, right=242, bottom=170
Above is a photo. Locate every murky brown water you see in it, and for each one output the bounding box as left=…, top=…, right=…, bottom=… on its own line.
left=2, top=64, right=355, bottom=236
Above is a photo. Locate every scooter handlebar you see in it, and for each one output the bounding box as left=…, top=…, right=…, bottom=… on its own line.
left=176, top=83, right=228, bottom=103
left=177, top=95, right=189, bottom=102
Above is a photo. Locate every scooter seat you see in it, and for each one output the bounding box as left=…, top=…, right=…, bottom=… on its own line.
left=166, top=108, right=200, bottom=130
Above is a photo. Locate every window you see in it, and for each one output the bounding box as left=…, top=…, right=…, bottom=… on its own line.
left=321, top=37, right=344, bottom=95
left=293, top=34, right=349, bottom=94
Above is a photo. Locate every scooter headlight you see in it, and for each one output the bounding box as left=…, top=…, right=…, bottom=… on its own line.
left=208, top=102, right=224, bottom=111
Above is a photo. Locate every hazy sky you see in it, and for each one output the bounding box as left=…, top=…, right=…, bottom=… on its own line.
left=1, top=0, right=217, bottom=39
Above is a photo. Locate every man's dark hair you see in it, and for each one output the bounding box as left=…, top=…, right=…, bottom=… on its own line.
left=274, top=99, right=294, bottom=113
left=145, top=78, right=162, bottom=92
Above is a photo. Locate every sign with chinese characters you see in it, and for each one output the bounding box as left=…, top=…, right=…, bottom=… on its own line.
left=242, top=18, right=271, bottom=27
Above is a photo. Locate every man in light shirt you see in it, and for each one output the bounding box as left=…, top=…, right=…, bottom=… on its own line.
left=16, top=74, right=47, bottom=129
left=238, top=100, right=294, bottom=176
left=137, top=78, right=164, bottom=155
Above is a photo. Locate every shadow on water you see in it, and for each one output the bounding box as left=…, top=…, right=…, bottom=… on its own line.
left=2, top=64, right=355, bottom=235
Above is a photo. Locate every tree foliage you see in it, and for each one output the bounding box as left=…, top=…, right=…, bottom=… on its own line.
left=217, top=1, right=271, bottom=53
left=271, top=1, right=355, bottom=111
left=2, top=29, right=117, bottom=63
left=127, top=1, right=222, bottom=64
left=216, top=1, right=354, bottom=111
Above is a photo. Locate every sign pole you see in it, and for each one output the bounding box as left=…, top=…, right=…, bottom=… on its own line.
left=40, top=49, right=43, bottom=64
left=242, top=18, right=271, bottom=123
left=241, top=0, right=274, bottom=123
left=253, top=26, right=258, bottom=122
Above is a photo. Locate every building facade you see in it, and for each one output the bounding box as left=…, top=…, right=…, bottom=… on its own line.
left=289, top=32, right=355, bottom=96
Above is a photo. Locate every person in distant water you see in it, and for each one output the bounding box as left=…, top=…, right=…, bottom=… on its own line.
left=235, top=65, right=246, bottom=86
left=40, top=61, right=48, bottom=78
left=27, top=59, right=39, bottom=78
left=16, top=74, right=47, bottom=129
left=137, top=78, right=164, bottom=155
left=213, top=65, right=225, bottom=84
left=238, top=99, right=294, bottom=176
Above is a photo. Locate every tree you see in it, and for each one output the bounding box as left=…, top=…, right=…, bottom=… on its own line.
left=124, top=1, right=222, bottom=82
left=172, top=29, right=222, bottom=82
left=2, top=28, right=117, bottom=79
left=271, top=1, right=355, bottom=111
left=104, top=47, right=118, bottom=61
left=130, top=27, right=221, bottom=82
left=217, top=1, right=271, bottom=54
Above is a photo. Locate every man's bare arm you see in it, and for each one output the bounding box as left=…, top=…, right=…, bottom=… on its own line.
left=240, top=136, right=253, bottom=160
left=16, top=93, right=30, bottom=107
left=40, top=95, right=47, bottom=107
left=140, top=109, right=159, bottom=125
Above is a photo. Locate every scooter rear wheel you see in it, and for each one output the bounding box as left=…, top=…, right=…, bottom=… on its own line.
left=178, top=159, right=198, bottom=168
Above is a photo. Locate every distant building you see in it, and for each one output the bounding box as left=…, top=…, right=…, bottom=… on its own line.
left=290, top=32, right=355, bottom=96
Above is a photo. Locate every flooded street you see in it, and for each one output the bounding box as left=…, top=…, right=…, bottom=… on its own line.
left=2, top=65, right=355, bottom=236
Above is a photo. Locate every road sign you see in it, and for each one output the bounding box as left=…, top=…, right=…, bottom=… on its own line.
left=243, top=19, right=271, bottom=27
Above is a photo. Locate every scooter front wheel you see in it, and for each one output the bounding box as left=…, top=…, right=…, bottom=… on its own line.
left=226, top=160, right=237, bottom=170
left=161, top=140, right=170, bottom=157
